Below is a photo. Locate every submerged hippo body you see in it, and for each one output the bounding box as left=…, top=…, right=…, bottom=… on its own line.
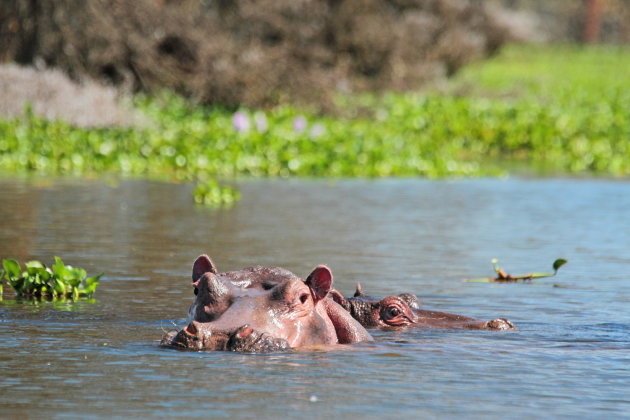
left=161, top=255, right=372, bottom=352
left=330, top=284, right=515, bottom=331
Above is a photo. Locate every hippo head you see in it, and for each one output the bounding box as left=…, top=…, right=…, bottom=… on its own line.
left=164, top=255, right=372, bottom=351
left=330, top=285, right=417, bottom=329
left=197, top=265, right=339, bottom=348
left=188, top=255, right=304, bottom=322
left=332, top=283, right=516, bottom=331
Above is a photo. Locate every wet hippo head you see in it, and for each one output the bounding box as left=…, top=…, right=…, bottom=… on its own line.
left=197, top=265, right=337, bottom=347
left=188, top=255, right=321, bottom=323
left=164, top=255, right=372, bottom=351
left=189, top=255, right=302, bottom=322
left=333, top=284, right=516, bottom=331
left=331, top=289, right=417, bottom=328
left=192, top=254, right=301, bottom=291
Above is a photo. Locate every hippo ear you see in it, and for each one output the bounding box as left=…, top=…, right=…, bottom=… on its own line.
left=305, top=265, right=333, bottom=302
left=328, top=289, right=348, bottom=307
left=354, top=282, right=364, bottom=297
left=192, top=254, right=218, bottom=282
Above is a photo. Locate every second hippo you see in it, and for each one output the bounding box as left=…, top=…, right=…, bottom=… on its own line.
left=330, top=283, right=515, bottom=331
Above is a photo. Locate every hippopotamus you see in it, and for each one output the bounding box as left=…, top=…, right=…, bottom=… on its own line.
left=161, top=255, right=372, bottom=352
left=330, top=283, right=516, bottom=331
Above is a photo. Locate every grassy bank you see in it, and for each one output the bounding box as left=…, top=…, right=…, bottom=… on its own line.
left=1, top=45, right=629, bottom=188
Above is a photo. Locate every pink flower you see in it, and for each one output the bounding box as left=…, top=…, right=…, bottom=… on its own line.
left=292, top=116, right=307, bottom=133
left=232, top=111, right=250, bottom=133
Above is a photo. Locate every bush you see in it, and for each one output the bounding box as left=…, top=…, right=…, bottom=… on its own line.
left=0, top=0, right=506, bottom=109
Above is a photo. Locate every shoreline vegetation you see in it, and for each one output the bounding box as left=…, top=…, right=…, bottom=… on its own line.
left=1, top=45, right=628, bottom=204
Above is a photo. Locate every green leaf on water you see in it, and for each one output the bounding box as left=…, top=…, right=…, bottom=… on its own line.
left=467, top=257, right=568, bottom=283
left=52, top=256, right=67, bottom=276
left=66, top=267, right=86, bottom=288
left=54, top=278, right=66, bottom=295
left=84, top=274, right=102, bottom=296
left=553, top=258, right=568, bottom=272
left=2, top=259, right=22, bottom=279
left=25, top=260, right=45, bottom=276
left=491, top=258, right=500, bottom=274
left=52, top=256, right=76, bottom=284
left=2, top=257, right=102, bottom=300
left=465, top=278, right=493, bottom=283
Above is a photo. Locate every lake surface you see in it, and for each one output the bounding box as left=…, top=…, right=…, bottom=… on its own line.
left=0, top=177, right=629, bottom=419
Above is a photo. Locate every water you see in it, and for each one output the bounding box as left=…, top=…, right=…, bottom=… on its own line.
left=0, top=177, right=629, bottom=419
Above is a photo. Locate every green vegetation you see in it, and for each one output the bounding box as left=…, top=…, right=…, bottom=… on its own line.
left=467, top=258, right=568, bottom=283
left=0, top=45, right=628, bottom=199
left=193, top=179, right=241, bottom=207
left=1, top=257, right=101, bottom=299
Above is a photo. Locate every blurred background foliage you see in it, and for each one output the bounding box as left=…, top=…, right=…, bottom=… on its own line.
left=0, top=0, right=628, bottom=195
left=0, top=0, right=505, bottom=109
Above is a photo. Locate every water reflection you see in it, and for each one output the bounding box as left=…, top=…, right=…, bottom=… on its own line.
left=1, top=177, right=629, bottom=418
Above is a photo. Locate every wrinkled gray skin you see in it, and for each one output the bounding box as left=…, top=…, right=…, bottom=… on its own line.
left=161, top=255, right=372, bottom=352
left=330, top=283, right=516, bottom=331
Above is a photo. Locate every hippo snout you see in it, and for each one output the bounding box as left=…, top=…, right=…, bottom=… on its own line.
left=161, top=323, right=291, bottom=353
left=189, top=273, right=234, bottom=322
left=227, top=325, right=291, bottom=353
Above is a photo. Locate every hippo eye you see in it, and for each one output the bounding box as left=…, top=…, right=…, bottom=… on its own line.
left=380, top=298, right=414, bottom=326
left=387, top=307, right=401, bottom=317
left=299, top=293, right=309, bottom=304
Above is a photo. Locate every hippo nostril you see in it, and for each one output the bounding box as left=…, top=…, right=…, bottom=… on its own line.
left=185, top=322, right=199, bottom=335
left=300, top=294, right=309, bottom=304
left=236, top=325, right=254, bottom=338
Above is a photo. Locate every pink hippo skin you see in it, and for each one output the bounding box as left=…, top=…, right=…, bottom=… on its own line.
left=161, top=255, right=372, bottom=352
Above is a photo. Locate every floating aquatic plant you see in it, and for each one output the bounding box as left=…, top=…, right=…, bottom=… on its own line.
left=193, top=179, right=240, bottom=208
left=1, top=257, right=101, bottom=299
left=467, top=258, right=568, bottom=283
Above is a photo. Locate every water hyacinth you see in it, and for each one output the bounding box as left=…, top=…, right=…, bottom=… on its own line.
left=292, top=116, right=307, bottom=133
left=1, top=257, right=101, bottom=300
left=232, top=111, right=250, bottom=133
left=193, top=179, right=240, bottom=208
left=309, top=123, right=325, bottom=139
left=1, top=45, right=629, bottom=194
left=254, top=112, right=268, bottom=133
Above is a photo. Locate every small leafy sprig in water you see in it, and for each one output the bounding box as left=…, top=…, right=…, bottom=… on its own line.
left=467, top=258, right=568, bottom=283
left=1, top=257, right=101, bottom=299
left=193, top=180, right=240, bottom=208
